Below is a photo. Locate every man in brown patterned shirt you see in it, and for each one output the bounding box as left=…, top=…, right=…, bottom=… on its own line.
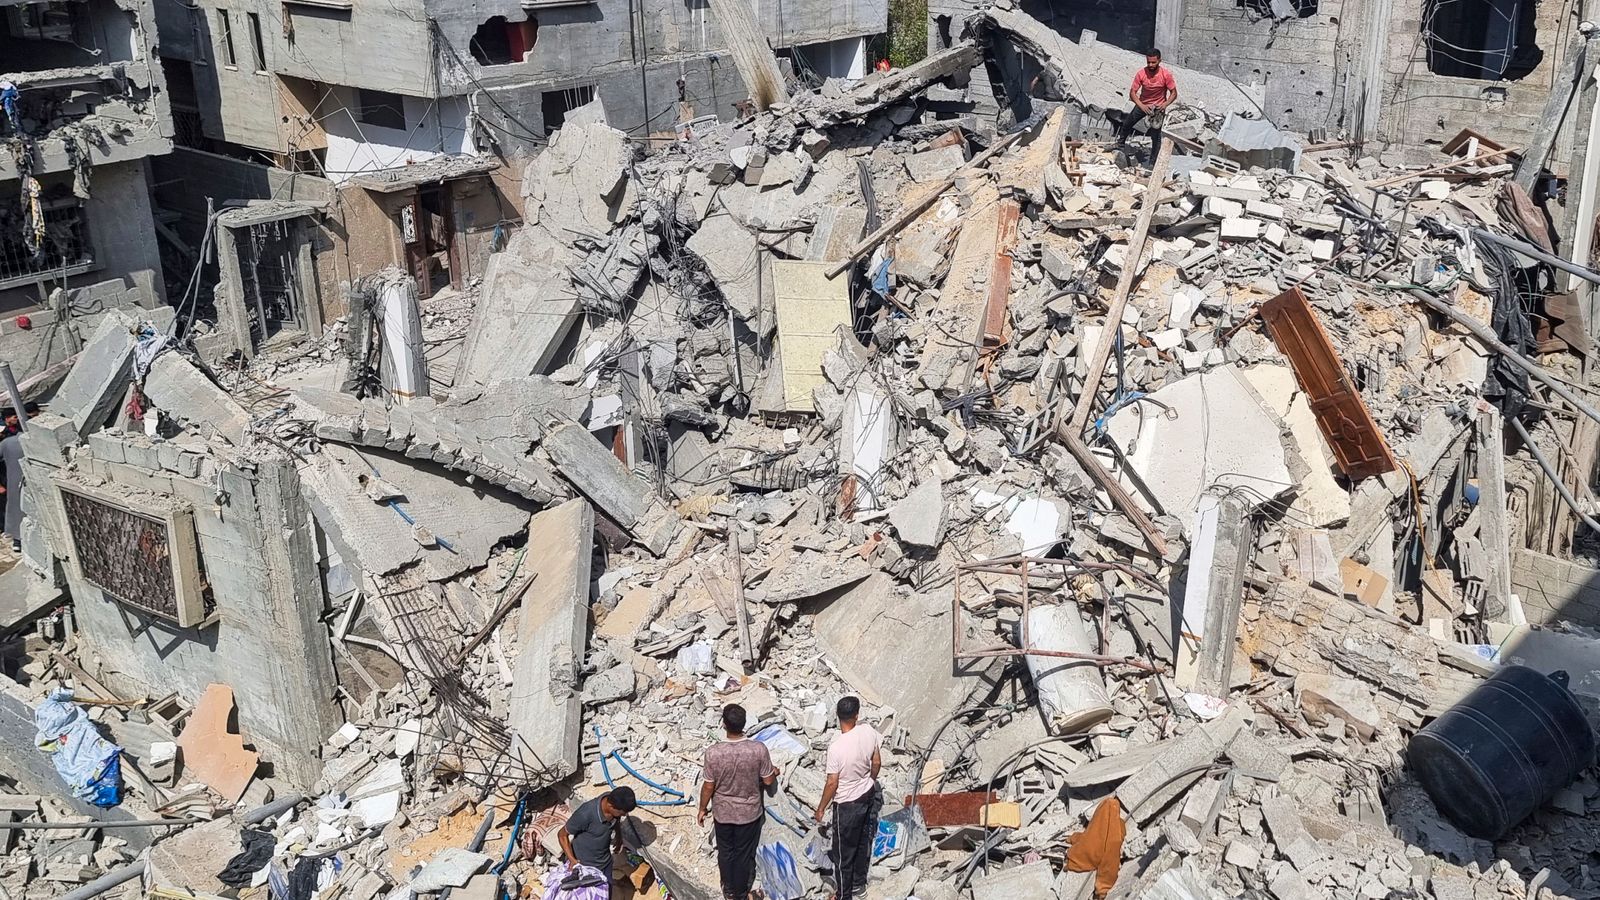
left=697, top=704, right=777, bottom=900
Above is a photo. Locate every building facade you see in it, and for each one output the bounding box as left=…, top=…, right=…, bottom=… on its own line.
left=0, top=0, right=173, bottom=315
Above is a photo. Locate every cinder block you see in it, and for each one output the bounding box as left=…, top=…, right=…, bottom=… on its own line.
left=1245, top=199, right=1285, bottom=220
left=1221, top=218, right=1261, bottom=240
left=1203, top=197, right=1244, bottom=219
left=18, top=414, right=78, bottom=465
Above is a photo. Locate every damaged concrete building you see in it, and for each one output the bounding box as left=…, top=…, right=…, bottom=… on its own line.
left=0, top=0, right=173, bottom=314
left=14, top=5, right=1600, bottom=900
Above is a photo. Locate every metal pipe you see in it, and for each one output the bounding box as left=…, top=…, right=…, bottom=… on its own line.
left=0, top=363, right=26, bottom=432
left=1469, top=227, right=1600, bottom=286
left=242, top=792, right=305, bottom=824
left=0, top=817, right=196, bottom=830
left=1508, top=416, right=1600, bottom=534
left=54, top=861, right=146, bottom=900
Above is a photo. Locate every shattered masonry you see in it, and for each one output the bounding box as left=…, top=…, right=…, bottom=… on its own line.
left=9, top=9, right=1600, bottom=900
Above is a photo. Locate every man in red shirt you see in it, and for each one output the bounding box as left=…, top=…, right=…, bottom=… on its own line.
left=1117, top=49, right=1178, bottom=146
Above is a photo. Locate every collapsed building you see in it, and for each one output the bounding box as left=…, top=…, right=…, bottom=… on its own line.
left=9, top=8, right=1600, bottom=900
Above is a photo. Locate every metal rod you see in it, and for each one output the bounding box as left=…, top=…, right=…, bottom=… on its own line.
left=242, top=793, right=305, bottom=824
left=1469, top=227, right=1600, bottom=286
left=1509, top=416, right=1600, bottom=534
left=0, top=817, right=197, bottom=830
left=55, top=861, right=146, bottom=900
left=0, top=363, right=26, bottom=433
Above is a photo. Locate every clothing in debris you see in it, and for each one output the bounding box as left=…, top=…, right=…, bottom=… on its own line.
left=219, top=829, right=276, bottom=887
left=1066, top=796, right=1127, bottom=898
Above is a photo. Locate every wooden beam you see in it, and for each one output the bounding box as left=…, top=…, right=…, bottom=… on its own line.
left=1514, top=36, right=1588, bottom=194
left=730, top=527, right=754, bottom=670
left=1365, top=145, right=1520, bottom=189
left=1067, top=137, right=1173, bottom=434
left=1055, top=429, right=1168, bottom=558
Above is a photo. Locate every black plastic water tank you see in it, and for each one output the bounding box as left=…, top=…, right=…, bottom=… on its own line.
left=1408, top=665, right=1595, bottom=840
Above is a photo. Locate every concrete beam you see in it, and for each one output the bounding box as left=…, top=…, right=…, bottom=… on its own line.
left=143, top=354, right=251, bottom=445
left=506, top=499, right=594, bottom=785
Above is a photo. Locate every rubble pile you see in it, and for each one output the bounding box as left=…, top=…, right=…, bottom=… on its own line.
left=7, top=11, right=1600, bottom=900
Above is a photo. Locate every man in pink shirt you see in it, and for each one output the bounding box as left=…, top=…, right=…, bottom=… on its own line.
left=1116, top=49, right=1178, bottom=146
left=813, top=696, right=882, bottom=900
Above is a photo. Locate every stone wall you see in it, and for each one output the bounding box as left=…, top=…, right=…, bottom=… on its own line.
left=1511, top=548, right=1600, bottom=628
left=19, top=421, right=339, bottom=788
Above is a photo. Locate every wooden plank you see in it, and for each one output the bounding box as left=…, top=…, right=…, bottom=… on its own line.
left=1067, top=137, right=1173, bottom=434
left=982, top=199, right=1022, bottom=346
left=1515, top=37, right=1586, bottom=193
left=1365, top=146, right=1520, bottom=189
left=1258, top=286, right=1397, bottom=479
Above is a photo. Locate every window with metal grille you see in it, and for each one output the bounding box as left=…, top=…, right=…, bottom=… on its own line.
left=57, top=483, right=209, bottom=626
left=0, top=190, right=92, bottom=288
left=61, top=489, right=178, bottom=617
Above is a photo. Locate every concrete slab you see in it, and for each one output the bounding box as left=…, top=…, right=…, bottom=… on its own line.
left=524, top=121, right=638, bottom=239
left=0, top=565, right=62, bottom=637
left=143, top=353, right=251, bottom=445
left=542, top=421, right=650, bottom=527
left=1241, top=365, right=1350, bottom=528
left=812, top=573, right=997, bottom=745
left=970, top=859, right=1057, bottom=900
left=1103, top=366, right=1294, bottom=525
left=50, top=311, right=135, bottom=437
left=687, top=212, right=774, bottom=324
left=888, top=479, right=946, bottom=549
left=456, top=231, right=581, bottom=386
left=506, top=499, right=593, bottom=784
left=301, top=444, right=532, bottom=579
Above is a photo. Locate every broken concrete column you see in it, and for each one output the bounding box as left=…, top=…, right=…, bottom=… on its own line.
left=506, top=499, right=594, bottom=784
left=373, top=273, right=428, bottom=402
left=1181, top=492, right=1252, bottom=698
left=1022, top=603, right=1113, bottom=733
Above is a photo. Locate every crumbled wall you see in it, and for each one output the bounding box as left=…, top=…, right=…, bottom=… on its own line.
left=1170, top=0, right=1349, bottom=134
left=1377, top=0, right=1572, bottom=149
left=20, top=425, right=340, bottom=789
left=0, top=162, right=166, bottom=316
left=1511, top=548, right=1600, bottom=628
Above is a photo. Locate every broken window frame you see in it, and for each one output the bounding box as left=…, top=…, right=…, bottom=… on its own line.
left=247, top=11, right=268, bottom=72
left=0, top=193, right=95, bottom=290
left=356, top=88, right=407, bottom=131
left=1421, top=0, right=1542, bottom=81
left=217, top=8, right=238, bottom=67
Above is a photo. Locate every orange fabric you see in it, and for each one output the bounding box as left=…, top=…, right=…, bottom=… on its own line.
left=1065, top=797, right=1126, bottom=898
